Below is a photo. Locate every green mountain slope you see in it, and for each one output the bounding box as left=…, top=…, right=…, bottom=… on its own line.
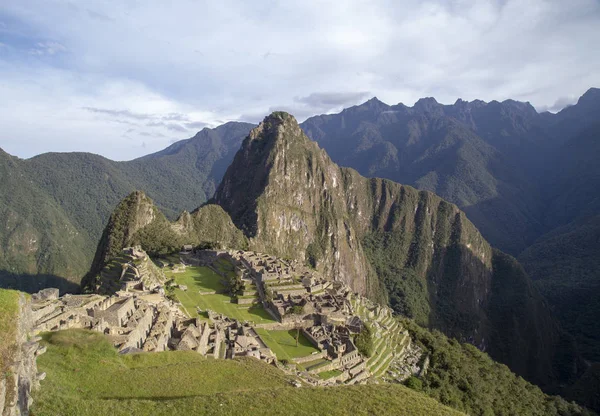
left=0, top=122, right=253, bottom=288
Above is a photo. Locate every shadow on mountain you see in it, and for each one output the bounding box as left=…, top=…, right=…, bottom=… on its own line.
left=364, top=217, right=583, bottom=393
left=0, top=271, right=80, bottom=295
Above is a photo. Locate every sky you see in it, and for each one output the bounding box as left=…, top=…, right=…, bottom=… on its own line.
left=0, top=0, right=599, bottom=161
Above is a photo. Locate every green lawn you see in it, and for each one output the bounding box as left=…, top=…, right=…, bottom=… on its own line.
left=32, top=329, right=462, bottom=416
left=318, top=369, right=343, bottom=380
left=254, top=329, right=319, bottom=361
left=165, top=266, right=225, bottom=293
left=170, top=272, right=275, bottom=325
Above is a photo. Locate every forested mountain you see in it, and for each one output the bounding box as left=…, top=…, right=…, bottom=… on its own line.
left=301, top=88, right=600, bottom=361
left=0, top=122, right=253, bottom=290
left=90, top=112, right=583, bottom=391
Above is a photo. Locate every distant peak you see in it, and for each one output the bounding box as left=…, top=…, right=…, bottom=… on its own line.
left=578, top=87, right=600, bottom=105
left=500, top=99, right=538, bottom=115
left=414, top=97, right=441, bottom=112
left=349, top=97, right=389, bottom=112
left=367, top=96, right=384, bottom=104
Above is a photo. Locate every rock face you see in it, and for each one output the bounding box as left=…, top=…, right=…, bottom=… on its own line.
left=214, top=113, right=491, bottom=303
left=213, top=112, right=375, bottom=295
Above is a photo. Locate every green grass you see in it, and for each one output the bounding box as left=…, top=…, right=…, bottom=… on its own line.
left=168, top=269, right=275, bottom=324
left=165, top=266, right=225, bottom=293
left=0, top=289, right=20, bottom=384
left=305, top=359, right=330, bottom=372
left=32, top=329, right=462, bottom=416
left=214, top=258, right=236, bottom=279
left=318, top=369, right=343, bottom=380
left=255, top=329, right=319, bottom=361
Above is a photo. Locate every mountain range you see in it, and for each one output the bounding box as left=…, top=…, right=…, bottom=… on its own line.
left=1, top=88, right=599, bottom=405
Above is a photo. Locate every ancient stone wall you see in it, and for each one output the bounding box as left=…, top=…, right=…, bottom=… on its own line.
left=1, top=295, right=44, bottom=416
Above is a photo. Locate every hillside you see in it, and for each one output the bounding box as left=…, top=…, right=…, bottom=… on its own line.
left=0, top=122, right=253, bottom=289
left=91, top=112, right=582, bottom=391
left=401, top=319, right=589, bottom=415
left=32, top=329, right=463, bottom=416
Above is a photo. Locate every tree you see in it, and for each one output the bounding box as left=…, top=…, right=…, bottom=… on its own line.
left=354, top=324, right=374, bottom=357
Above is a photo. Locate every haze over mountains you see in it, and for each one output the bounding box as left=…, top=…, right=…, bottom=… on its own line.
left=0, top=87, right=599, bottom=377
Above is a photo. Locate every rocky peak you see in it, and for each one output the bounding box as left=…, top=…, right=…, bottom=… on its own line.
left=343, top=97, right=390, bottom=115
left=247, top=111, right=304, bottom=145
left=414, top=97, right=443, bottom=115
left=576, top=87, right=600, bottom=107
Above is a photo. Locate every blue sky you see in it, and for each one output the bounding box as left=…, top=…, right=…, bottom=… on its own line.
left=1, top=0, right=599, bottom=160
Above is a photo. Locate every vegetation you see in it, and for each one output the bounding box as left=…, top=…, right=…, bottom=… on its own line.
left=287, top=305, right=304, bottom=315
left=405, top=376, right=423, bottom=391
left=354, top=323, right=374, bottom=357
left=0, top=122, right=253, bottom=286
left=32, top=329, right=463, bottom=416
left=362, top=231, right=430, bottom=324
left=168, top=266, right=225, bottom=293
left=254, top=329, right=319, bottom=361
left=402, top=319, right=590, bottom=416
left=0, top=289, right=20, bottom=393
left=166, top=265, right=274, bottom=324
left=318, top=369, right=343, bottom=380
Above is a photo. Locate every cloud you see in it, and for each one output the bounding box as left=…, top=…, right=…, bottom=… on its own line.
left=0, top=0, right=599, bottom=159
left=82, top=107, right=155, bottom=120
left=535, top=96, right=578, bottom=113
left=29, top=41, right=67, bottom=56
left=147, top=121, right=188, bottom=132
left=185, top=121, right=208, bottom=130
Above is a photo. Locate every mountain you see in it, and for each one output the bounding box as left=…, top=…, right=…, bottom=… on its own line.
left=301, top=89, right=600, bottom=362
left=0, top=122, right=254, bottom=290
left=300, top=97, right=547, bottom=255
left=520, top=121, right=600, bottom=360
left=92, top=112, right=582, bottom=391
